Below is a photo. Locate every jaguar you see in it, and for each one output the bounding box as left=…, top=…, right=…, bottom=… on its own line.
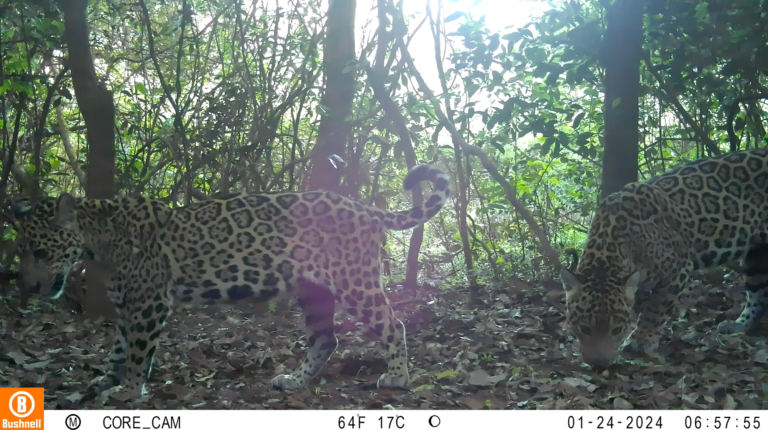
left=13, top=164, right=450, bottom=400
left=560, top=147, right=768, bottom=369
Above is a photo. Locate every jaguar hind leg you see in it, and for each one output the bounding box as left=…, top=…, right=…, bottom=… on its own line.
left=718, top=244, right=768, bottom=334
left=271, top=278, right=338, bottom=391
left=374, top=315, right=409, bottom=389
left=340, top=279, right=409, bottom=389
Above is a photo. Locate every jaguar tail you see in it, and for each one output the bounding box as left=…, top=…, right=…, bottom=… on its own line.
left=563, top=248, right=580, bottom=272
left=382, top=165, right=451, bottom=231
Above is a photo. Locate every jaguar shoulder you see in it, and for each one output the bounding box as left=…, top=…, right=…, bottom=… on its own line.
left=13, top=164, right=450, bottom=400
left=560, top=148, right=768, bottom=368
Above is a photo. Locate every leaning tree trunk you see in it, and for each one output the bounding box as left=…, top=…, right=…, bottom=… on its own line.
left=272, top=0, right=356, bottom=315
left=61, top=0, right=118, bottom=320
left=600, top=0, right=644, bottom=201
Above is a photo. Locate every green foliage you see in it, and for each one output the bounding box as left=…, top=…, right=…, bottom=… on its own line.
left=2, top=0, right=768, bottom=286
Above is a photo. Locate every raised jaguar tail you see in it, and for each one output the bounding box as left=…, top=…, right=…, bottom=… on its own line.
left=382, top=165, right=451, bottom=231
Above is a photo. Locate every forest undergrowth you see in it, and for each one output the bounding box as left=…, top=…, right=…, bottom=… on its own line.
left=1, top=268, right=766, bottom=410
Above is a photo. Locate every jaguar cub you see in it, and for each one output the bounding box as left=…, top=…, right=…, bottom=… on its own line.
left=561, top=148, right=768, bottom=368
left=13, top=165, right=450, bottom=400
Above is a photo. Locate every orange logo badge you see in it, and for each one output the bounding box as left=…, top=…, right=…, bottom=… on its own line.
left=0, top=388, right=44, bottom=429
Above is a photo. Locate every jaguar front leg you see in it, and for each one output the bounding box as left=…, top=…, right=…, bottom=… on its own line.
left=623, top=307, right=667, bottom=355
left=119, top=299, right=171, bottom=400
left=623, top=273, right=691, bottom=356
left=87, top=298, right=171, bottom=402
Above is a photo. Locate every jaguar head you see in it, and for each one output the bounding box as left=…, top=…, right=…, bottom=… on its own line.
left=13, top=194, right=85, bottom=299
left=560, top=268, right=642, bottom=368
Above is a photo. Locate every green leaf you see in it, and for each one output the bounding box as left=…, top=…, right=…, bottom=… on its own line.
left=467, top=82, right=480, bottom=98
left=553, top=140, right=562, bottom=157
left=576, top=132, right=595, bottom=146
left=541, top=136, right=555, bottom=156
left=487, top=34, right=500, bottom=52
left=734, top=116, right=745, bottom=132
left=612, top=97, right=621, bottom=108
left=431, top=124, right=443, bottom=144
left=486, top=114, right=498, bottom=130
left=545, top=72, right=559, bottom=86
left=436, top=370, right=459, bottom=380
left=134, top=82, right=148, bottom=97
left=572, top=112, right=585, bottom=129
left=489, top=137, right=505, bottom=154
left=487, top=202, right=506, bottom=212
left=695, top=2, right=709, bottom=20
left=444, top=11, right=466, bottom=23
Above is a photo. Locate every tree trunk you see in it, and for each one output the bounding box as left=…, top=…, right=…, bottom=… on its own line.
left=271, top=0, right=356, bottom=316
left=600, top=0, right=644, bottom=201
left=306, top=0, right=356, bottom=190
left=366, top=67, right=424, bottom=289
left=61, top=0, right=118, bottom=320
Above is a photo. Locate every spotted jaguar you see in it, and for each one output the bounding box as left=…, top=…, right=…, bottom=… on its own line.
left=13, top=165, right=450, bottom=400
left=560, top=147, right=768, bottom=368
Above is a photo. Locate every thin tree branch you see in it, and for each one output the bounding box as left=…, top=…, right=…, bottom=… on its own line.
left=643, top=51, right=720, bottom=156
left=727, top=92, right=768, bottom=152
left=397, top=38, right=561, bottom=269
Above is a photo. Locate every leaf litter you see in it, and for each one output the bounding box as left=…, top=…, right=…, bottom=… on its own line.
left=0, top=271, right=766, bottom=410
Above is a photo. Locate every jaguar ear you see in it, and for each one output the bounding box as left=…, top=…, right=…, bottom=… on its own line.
left=560, top=267, right=582, bottom=302
left=623, top=270, right=643, bottom=302
left=53, top=193, right=77, bottom=228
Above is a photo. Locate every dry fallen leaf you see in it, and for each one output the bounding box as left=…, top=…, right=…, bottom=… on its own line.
left=0, top=271, right=765, bottom=410
left=468, top=369, right=492, bottom=386
left=6, top=351, right=28, bottom=364
left=613, top=397, right=633, bottom=410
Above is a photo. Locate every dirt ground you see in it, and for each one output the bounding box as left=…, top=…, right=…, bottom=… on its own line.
left=0, top=271, right=766, bottom=410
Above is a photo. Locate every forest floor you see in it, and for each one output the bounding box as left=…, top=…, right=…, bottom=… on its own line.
left=0, top=269, right=766, bottom=410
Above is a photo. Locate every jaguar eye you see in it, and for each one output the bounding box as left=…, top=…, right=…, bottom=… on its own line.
left=579, top=325, right=592, bottom=336
left=33, top=249, right=48, bottom=259
left=611, top=326, right=623, bottom=336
